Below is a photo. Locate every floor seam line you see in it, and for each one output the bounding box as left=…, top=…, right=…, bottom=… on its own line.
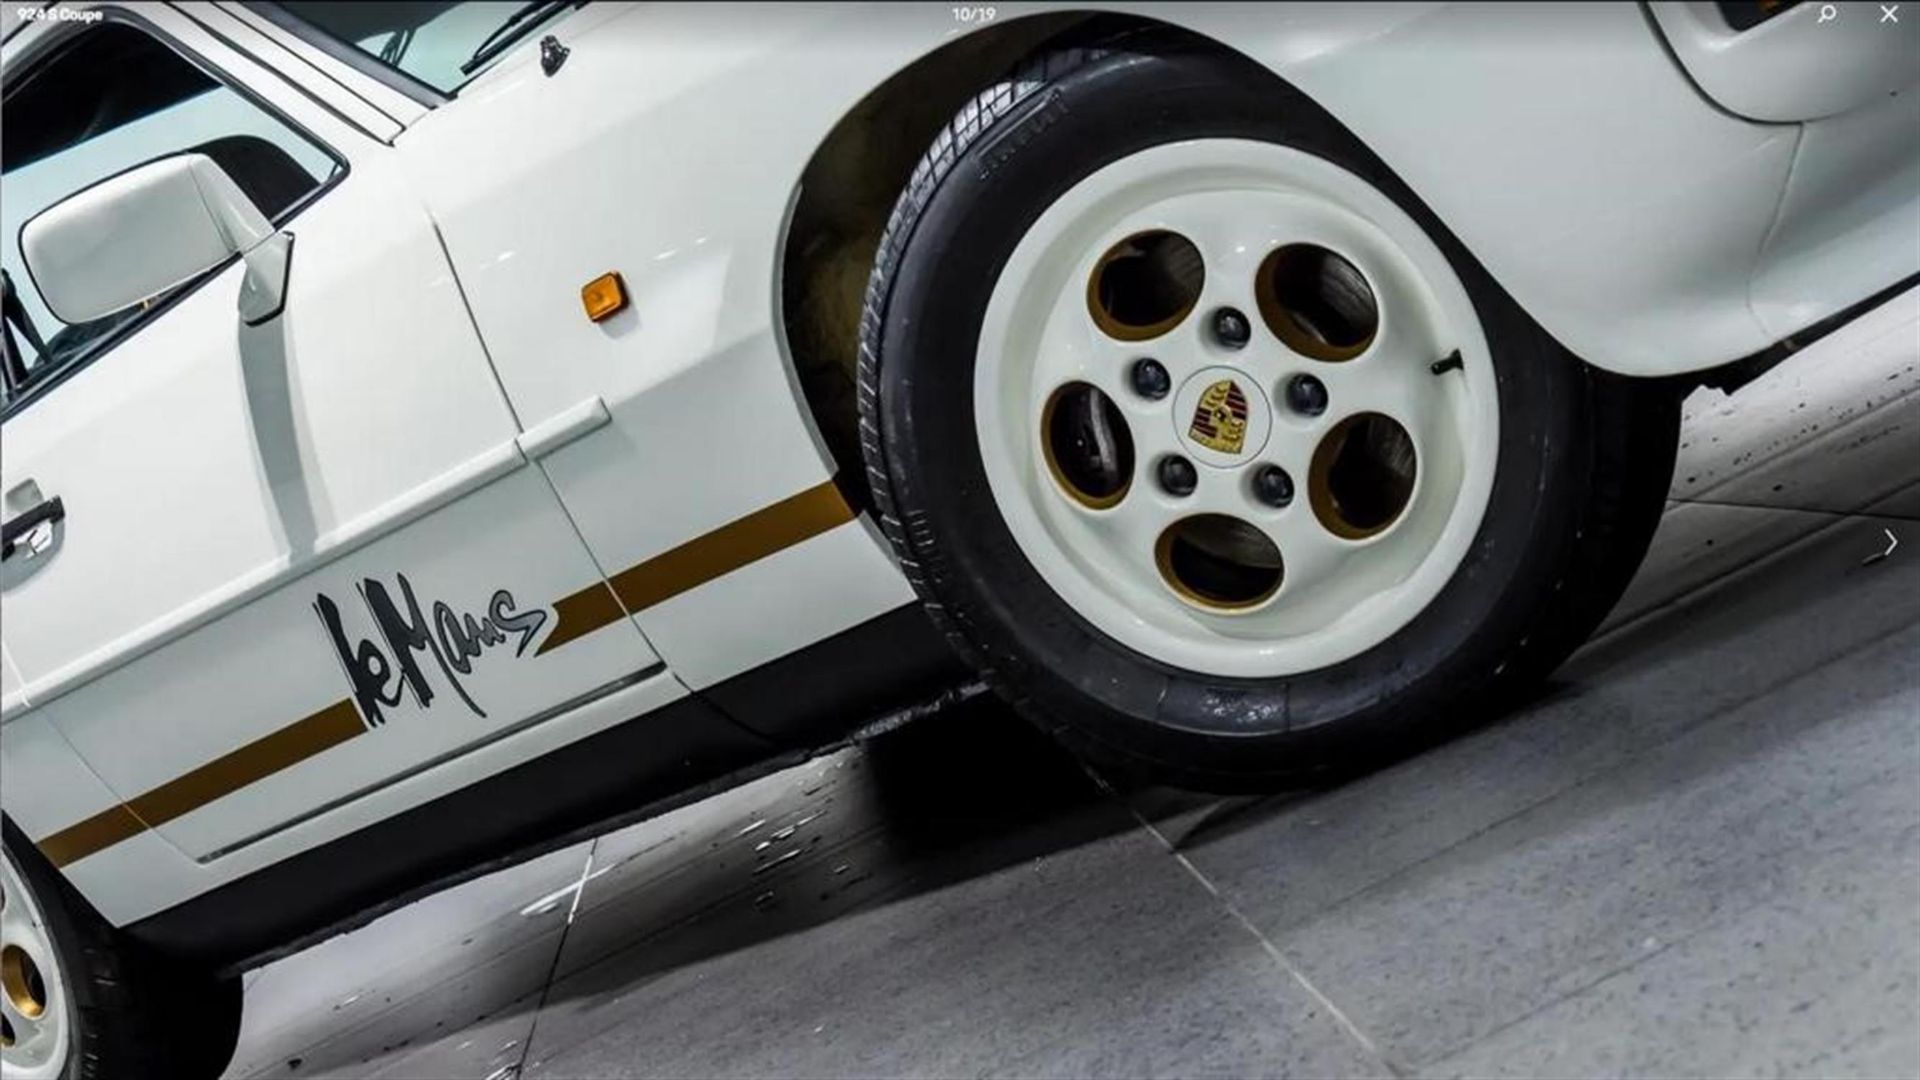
left=1418, top=899, right=1758, bottom=1072
left=1126, top=802, right=1409, bottom=1078
left=1663, top=495, right=1920, bottom=522
left=506, top=838, right=599, bottom=1080
left=1276, top=614, right=1917, bottom=940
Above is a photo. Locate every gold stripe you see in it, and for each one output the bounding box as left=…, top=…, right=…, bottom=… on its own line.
left=536, top=580, right=626, bottom=656
left=608, top=481, right=855, bottom=614
left=128, top=699, right=364, bottom=827
left=37, top=699, right=364, bottom=868
left=36, top=804, right=148, bottom=870
left=31, top=482, right=856, bottom=866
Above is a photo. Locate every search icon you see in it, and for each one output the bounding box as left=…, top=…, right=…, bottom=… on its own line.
left=1818, top=3, right=1838, bottom=20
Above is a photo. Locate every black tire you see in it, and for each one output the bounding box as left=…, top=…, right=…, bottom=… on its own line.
left=857, top=38, right=1680, bottom=792
left=2, top=820, right=242, bottom=1080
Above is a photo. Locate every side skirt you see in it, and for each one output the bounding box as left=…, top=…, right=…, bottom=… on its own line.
left=124, top=603, right=967, bottom=974
left=1695, top=271, right=1920, bottom=393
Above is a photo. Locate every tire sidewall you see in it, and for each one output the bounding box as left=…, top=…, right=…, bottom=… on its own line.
left=872, top=47, right=1592, bottom=780
left=3, top=819, right=241, bottom=1080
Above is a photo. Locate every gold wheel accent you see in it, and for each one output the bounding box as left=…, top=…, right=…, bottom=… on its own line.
left=1256, top=244, right=1378, bottom=362
left=1309, top=413, right=1417, bottom=540
left=1041, top=383, right=1134, bottom=510
left=1155, top=515, right=1284, bottom=611
left=1, top=945, right=47, bottom=1021
left=1086, top=230, right=1204, bottom=342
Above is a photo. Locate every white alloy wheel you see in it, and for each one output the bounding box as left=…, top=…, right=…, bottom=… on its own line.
left=975, top=139, right=1500, bottom=677
left=865, top=42, right=1680, bottom=789
left=2, top=847, right=72, bottom=1080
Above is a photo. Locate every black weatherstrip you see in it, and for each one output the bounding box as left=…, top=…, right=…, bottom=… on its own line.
left=239, top=2, right=448, bottom=110
left=177, top=3, right=397, bottom=145
left=1698, top=271, right=1920, bottom=393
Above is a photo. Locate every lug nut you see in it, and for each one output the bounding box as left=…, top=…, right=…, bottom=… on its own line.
left=1211, top=307, right=1251, bottom=350
left=1285, top=373, right=1329, bottom=417
left=1130, top=358, right=1171, bottom=400
left=1253, top=464, right=1294, bottom=508
left=1158, top=456, right=1198, bottom=497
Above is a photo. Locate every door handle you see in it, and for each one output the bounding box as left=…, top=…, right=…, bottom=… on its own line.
left=2, top=495, right=64, bottom=559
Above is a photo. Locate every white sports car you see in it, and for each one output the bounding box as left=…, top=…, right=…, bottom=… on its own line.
left=0, top=1, right=1914, bottom=1075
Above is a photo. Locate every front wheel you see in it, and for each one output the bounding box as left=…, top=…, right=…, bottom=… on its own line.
left=858, top=40, right=1679, bottom=791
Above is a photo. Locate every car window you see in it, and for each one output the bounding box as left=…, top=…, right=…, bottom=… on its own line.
left=0, top=21, right=340, bottom=413
left=272, top=2, right=580, bottom=94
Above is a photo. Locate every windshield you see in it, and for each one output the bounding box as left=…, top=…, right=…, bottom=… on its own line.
left=273, top=2, right=578, bottom=93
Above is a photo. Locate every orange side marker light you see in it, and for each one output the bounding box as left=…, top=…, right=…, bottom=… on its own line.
left=582, top=272, right=628, bottom=322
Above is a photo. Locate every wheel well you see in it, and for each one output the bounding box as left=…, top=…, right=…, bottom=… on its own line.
left=780, top=11, right=1222, bottom=509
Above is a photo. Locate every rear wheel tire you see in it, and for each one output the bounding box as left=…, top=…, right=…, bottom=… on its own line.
left=2, top=822, right=241, bottom=1080
left=858, top=40, right=1679, bottom=791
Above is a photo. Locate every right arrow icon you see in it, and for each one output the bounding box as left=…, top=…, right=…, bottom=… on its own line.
left=1863, top=527, right=1899, bottom=566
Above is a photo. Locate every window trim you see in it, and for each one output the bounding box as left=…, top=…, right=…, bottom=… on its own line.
left=177, top=4, right=405, bottom=146
left=0, top=5, right=349, bottom=423
left=240, top=2, right=450, bottom=109
left=243, top=2, right=586, bottom=101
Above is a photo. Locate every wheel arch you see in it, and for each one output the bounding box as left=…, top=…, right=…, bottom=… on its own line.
left=776, top=11, right=1291, bottom=508
left=777, top=2, right=1841, bottom=406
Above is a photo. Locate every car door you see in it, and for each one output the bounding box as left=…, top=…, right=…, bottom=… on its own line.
left=243, top=2, right=923, bottom=707
left=0, top=6, right=666, bottom=875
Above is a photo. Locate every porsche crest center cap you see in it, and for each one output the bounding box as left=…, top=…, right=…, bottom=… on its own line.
left=1173, top=366, right=1272, bottom=468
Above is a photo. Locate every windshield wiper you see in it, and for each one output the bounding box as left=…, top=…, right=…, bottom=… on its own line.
left=458, top=0, right=575, bottom=76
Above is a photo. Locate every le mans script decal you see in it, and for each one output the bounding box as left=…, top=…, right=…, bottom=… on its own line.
left=316, top=573, right=548, bottom=725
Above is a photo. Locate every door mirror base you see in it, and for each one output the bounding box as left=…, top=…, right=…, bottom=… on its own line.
left=240, top=232, right=295, bottom=326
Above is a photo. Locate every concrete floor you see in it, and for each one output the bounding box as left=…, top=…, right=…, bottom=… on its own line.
left=225, top=289, right=1919, bottom=1080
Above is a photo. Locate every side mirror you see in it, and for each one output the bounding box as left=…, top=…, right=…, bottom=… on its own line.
left=19, top=153, right=293, bottom=327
